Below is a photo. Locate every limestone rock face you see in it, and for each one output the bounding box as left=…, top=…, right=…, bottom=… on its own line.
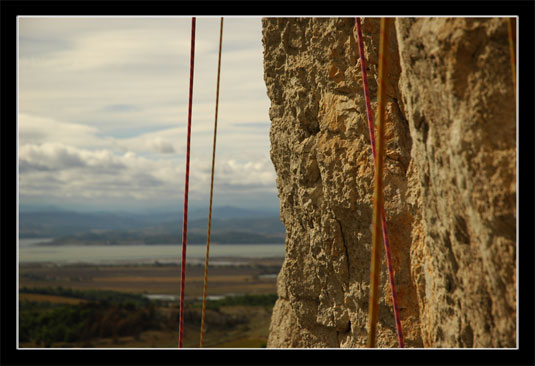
left=395, top=18, right=516, bottom=348
left=262, top=17, right=516, bottom=348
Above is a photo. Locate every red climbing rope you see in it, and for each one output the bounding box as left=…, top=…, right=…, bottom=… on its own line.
left=356, top=17, right=404, bottom=348
left=178, top=16, right=196, bottom=349
left=200, top=17, right=224, bottom=348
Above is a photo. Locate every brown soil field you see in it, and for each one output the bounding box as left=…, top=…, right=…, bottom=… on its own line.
left=19, top=258, right=283, bottom=298
left=19, top=293, right=87, bottom=305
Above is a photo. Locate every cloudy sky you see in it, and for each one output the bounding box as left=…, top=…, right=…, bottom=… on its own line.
left=18, top=16, right=279, bottom=213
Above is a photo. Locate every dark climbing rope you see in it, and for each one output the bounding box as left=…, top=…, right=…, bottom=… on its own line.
left=200, top=17, right=224, bottom=348
left=178, top=16, right=196, bottom=349
left=355, top=17, right=404, bottom=348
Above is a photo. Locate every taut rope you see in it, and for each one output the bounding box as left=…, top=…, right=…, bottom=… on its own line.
left=365, top=17, right=392, bottom=348
left=355, top=17, right=404, bottom=348
left=200, top=17, right=224, bottom=348
left=178, top=17, right=196, bottom=348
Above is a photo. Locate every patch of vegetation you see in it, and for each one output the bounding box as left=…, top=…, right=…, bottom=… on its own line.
left=19, top=293, right=86, bottom=305
left=20, top=286, right=150, bottom=306
left=18, top=287, right=277, bottom=348
left=19, top=300, right=159, bottom=346
left=193, top=293, right=278, bottom=311
left=214, top=337, right=268, bottom=348
left=183, top=308, right=248, bottom=330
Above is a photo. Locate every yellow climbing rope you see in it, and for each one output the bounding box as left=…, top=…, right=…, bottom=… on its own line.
left=199, top=17, right=224, bottom=348
left=367, top=17, right=391, bottom=349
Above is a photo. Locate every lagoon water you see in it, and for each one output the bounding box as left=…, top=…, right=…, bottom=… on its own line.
left=18, top=239, right=285, bottom=265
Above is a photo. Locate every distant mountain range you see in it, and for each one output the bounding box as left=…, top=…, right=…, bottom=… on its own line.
left=19, top=206, right=285, bottom=245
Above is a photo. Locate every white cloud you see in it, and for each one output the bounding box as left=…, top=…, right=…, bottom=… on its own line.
left=114, top=127, right=184, bottom=155
left=18, top=140, right=276, bottom=204
left=149, top=137, right=176, bottom=154
left=19, top=18, right=212, bottom=71
left=217, top=159, right=276, bottom=186
left=17, top=16, right=279, bottom=211
left=19, top=143, right=127, bottom=172
left=18, top=114, right=107, bottom=148
left=19, top=143, right=174, bottom=200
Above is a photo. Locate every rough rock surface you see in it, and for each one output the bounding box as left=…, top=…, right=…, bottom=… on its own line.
left=262, top=17, right=516, bottom=348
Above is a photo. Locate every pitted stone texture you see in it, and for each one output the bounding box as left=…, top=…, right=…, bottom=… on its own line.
left=263, top=17, right=420, bottom=348
left=263, top=17, right=515, bottom=348
left=395, top=17, right=516, bottom=348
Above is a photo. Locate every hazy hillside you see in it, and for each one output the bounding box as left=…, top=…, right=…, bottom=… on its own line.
left=19, top=206, right=285, bottom=245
